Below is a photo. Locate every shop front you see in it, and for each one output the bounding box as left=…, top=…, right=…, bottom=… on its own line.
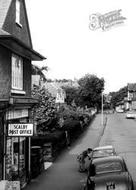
left=4, top=108, right=34, bottom=189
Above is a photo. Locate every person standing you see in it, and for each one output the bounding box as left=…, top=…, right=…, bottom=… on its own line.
left=65, top=130, right=70, bottom=148
left=77, top=148, right=92, bottom=172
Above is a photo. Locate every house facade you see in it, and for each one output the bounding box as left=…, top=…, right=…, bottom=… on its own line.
left=0, top=0, right=45, bottom=188
left=127, top=83, right=136, bottom=110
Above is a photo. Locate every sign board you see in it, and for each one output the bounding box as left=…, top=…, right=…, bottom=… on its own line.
left=55, top=89, right=66, bottom=103
left=0, top=180, right=9, bottom=190
left=6, top=109, right=28, bottom=120
left=32, top=75, right=40, bottom=86
left=8, top=123, right=33, bottom=136
left=0, top=181, right=20, bottom=190
left=7, top=181, right=20, bottom=190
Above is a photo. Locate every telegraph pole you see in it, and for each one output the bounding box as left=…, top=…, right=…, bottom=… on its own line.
left=101, top=91, right=104, bottom=126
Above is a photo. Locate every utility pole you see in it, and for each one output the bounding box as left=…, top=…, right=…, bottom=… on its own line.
left=101, top=91, right=104, bottom=126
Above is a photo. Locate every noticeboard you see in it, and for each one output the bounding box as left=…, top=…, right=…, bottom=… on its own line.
left=6, top=109, right=28, bottom=120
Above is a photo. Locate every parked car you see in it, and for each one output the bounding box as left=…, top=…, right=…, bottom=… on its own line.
left=84, top=156, right=134, bottom=190
left=116, top=109, right=124, bottom=113
left=126, top=111, right=136, bottom=119
left=85, top=145, right=116, bottom=170
left=91, top=145, right=116, bottom=159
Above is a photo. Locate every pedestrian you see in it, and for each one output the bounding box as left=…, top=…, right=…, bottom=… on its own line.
left=65, top=130, right=70, bottom=149
left=77, top=148, right=93, bottom=172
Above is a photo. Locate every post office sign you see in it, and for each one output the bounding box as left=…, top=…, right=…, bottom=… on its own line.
left=8, top=124, right=33, bottom=136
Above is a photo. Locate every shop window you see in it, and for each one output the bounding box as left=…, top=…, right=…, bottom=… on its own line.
left=13, top=142, right=19, bottom=172
left=5, top=124, right=27, bottom=187
left=12, top=138, right=25, bottom=172
left=11, top=54, right=23, bottom=91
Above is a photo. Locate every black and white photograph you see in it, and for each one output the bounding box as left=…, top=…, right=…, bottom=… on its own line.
left=0, top=0, right=136, bottom=189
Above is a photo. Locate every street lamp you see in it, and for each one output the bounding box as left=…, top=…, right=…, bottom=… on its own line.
left=101, top=91, right=104, bottom=126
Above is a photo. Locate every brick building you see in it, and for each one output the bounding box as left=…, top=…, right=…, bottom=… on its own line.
left=0, top=0, right=45, bottom=188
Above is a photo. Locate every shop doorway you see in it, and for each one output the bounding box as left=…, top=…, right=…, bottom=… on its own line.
left=5, top=117, right=30, bottom=188
left=6, top=137, right=29, bottom=187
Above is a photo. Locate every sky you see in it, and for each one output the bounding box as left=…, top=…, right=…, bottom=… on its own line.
left=25, top=0, right=136, bottom=93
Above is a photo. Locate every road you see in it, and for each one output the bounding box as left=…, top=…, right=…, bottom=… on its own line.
left=100, top=112, right=136, bottom=188
left=24, top=113, right=136, bottom=190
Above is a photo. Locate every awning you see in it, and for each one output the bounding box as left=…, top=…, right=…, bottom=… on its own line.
left=0, top=35, right=46, bottom=61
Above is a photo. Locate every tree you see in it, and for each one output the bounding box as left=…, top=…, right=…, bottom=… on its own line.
left=78, top=74, right=105, bottom=109
left=31, top=85, right=57, bottom=133
left=110, top=86, right=127, bottom=108
left=62, top=86, right=78, bottom=106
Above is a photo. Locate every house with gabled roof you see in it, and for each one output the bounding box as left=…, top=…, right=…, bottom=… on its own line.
left=0, top=0, right=45, bottom=188
left=127, top=83, right=136, bottom=110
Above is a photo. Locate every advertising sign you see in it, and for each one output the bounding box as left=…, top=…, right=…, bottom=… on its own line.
left=8, top=124, right=33, bottom=136
left=0, top=180, right=20, bottom=190
left=7, top=181, right=20, bottom=190
left=6, top=109, right=28, bottom=120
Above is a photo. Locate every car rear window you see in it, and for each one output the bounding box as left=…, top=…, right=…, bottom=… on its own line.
left=93, top=149, right=114, bottom=158
left=95, top=161, right=122, bottom=174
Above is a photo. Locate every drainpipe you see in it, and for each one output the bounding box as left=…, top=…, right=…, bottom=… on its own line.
left=101, top=91, right=104, bottom=126
left=3, top=115, right=6, bottom=180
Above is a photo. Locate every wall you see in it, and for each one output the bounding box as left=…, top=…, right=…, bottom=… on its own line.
left=0, top=45, right=11, bottom=99
left=23, top=58, right=32, bottom=97
left=0, top=45, right=32, bottom=99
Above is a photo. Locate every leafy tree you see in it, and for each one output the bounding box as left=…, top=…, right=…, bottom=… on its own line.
left=110, top=86, right=127, bottom=108
left=78, top=74, right=105, bottom=109
left=31, top=85, right=57, bottom=133
left=62, top=86, right=78, bottom=106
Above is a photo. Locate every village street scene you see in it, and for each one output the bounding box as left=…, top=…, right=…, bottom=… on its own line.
left=0, top=0, right=136, bottom=190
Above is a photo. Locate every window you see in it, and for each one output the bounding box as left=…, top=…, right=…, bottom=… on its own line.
left=16, top=0, right=21, bottom=24
left=12, top=54, right=23, bottom=90
left=95, top=161, right=122, bottom=175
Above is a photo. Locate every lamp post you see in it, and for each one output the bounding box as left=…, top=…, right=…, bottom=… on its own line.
left=101, top=91, right=104, bottom=126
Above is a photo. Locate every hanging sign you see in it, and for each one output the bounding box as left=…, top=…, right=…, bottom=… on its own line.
left=8, top=123, right=33, bottom=136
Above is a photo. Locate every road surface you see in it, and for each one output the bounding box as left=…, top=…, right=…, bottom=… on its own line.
left=100, top=112, right=136, bottom=188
